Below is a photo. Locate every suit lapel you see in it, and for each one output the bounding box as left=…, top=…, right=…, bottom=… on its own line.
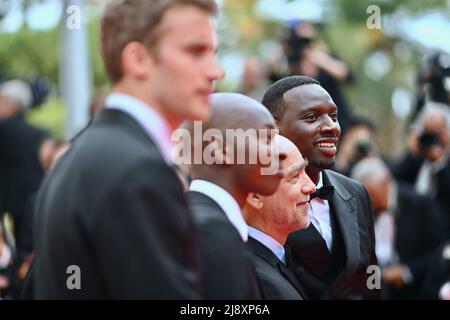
left=186, top=191, right=228, bottom=221
left=322, top=170, right=361, bottom=298
left=287, top=223, right=331, bottom=277
left=282, top=246, right=309, bottom=299
left=248, top=238, right=307, bottom=299
left=94, top=108, right=160, bottom=152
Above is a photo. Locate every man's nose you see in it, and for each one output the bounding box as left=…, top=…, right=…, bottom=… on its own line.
left=320, top=115, right=340, bottom=135
left=208, top=56, right=224, bottom=81
left=302, top=174, right=317, bottom=195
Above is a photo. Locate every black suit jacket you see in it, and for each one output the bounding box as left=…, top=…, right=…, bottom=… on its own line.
left=186, top=190, right=260, bottom=300
left=394, top=152, right=450, bottom=234
left=421, top=241, right=450, bottom=299
left=33, top=108, right=201, bottom=299
left=0, top=115, right=48, bottom=213
left=246, top=237, right=307, bottom=300
left=287, top=170, right=381, bottom=300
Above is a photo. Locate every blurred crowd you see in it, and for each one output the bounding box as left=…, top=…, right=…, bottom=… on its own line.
left=0, top=79, right=66, bottom=299
left=0, top=12, right=449, bottom=300
left=239, top=21, right=450, bottom=299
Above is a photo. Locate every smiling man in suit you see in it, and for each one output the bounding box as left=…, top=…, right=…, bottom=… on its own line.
left=185, top=92, right=286, bottom=299
left=243, top=135, right=316, bottom=299
left=32, top=0, right=222, bottom=299
left=262, top=75, right=381, bottom=300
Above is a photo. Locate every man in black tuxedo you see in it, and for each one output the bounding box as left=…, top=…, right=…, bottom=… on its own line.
left=262, top=75, right=381, bottom=299
left=32, top=0, right=222, bottom=299
left=184, top=92, right=285, bottom=299
left=351, top=157, right=445, bottom=299
left=243, top=135, right=316, bottom=299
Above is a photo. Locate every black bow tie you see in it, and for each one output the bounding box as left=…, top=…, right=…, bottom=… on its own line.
left=310, top=185, right=334, bottom=201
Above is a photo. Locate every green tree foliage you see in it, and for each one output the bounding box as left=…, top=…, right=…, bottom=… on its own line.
left=223, top=0, right=449, bottom=156
left=0, top=27, right=59, bottom=82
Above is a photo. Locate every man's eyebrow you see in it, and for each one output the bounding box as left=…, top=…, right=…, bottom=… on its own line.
left=284, top=159, right=308, bottom=177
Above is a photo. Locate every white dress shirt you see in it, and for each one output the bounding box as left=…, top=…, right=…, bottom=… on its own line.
left=439, top=282, right=450, bottom=300
left=415, top=161, right=433, bottom=195
left=415, top=153, right=449, bottom=196
left=374, top=211, right=396, bottom=267
left=189, top=179, right=248, bottom=241
left=308, top=172, right=333, bottom=251
left=374, top=184, right=413, bottom=284
left=248, top=226, right=286, bottom=264
left=105, top=93, right=173, bottom=164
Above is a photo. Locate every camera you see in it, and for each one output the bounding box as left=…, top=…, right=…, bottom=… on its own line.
left=419, top=53, right=450, bottom=105
left=355, top=141, right=372, bottom=159
left=418, top=132, right=442, bottom=150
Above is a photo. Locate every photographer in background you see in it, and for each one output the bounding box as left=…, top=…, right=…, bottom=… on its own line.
left=283, top=21, right=354, bottom=134
left=335, top=117, right=378, bottom=176
left=335, top=116, right=395, bottom=177
left=351, top=157, right=445, bottom=299
left=395, top=104, right=450, bottom=236
left=0, top=79, right=62, bottom=299
left=412, top=52, right=450, bottom=122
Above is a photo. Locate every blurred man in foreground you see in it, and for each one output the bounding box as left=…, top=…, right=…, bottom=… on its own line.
left=33, top=0, right=222, bottom=299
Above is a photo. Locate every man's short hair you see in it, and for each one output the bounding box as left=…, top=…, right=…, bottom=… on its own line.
left=101, top=0, right=218, bottom=84
left=262, top=75, right=319, bottom=120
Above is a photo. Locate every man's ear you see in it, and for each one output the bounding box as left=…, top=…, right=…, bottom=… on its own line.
left=121, top=41, right=151, bottom=80
left=246, top=192, right=263, bottom=210
left=220, top=136, right=234, bottom=165
left=274, top=118, right=280, bottom=130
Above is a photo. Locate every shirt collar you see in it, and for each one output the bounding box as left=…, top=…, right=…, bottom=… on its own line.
left=311, top=172, right=326, bottom=204
left=317, top=172, right=324, bottom=188
left=105, top=93, right=173, bottom=164
left=248, top=226, right=286, bottom=264
left=388, top=182, right=398, bottom=213
left=0, top=244, right=11, bottom=268
left=189, top=179, right=248, bottom=241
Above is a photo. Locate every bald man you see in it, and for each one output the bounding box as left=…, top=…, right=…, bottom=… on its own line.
left=184, top=92, right=285, bottom=299
left=243, top=135, right=316, bottom=299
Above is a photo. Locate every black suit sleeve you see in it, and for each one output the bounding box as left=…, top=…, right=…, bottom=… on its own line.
left=406, top=197, right=446, bottom=282
left=198, top=221, right=259, bottom=299
left=90, top=159, right=201, bottom=299
left=436, top=163, right=450, bottom=232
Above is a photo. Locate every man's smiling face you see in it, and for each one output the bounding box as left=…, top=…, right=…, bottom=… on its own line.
left=278, top=84, right=341, bottom=177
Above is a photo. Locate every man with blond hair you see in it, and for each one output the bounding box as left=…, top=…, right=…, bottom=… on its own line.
left=33, top=0, right=222, bottom=299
